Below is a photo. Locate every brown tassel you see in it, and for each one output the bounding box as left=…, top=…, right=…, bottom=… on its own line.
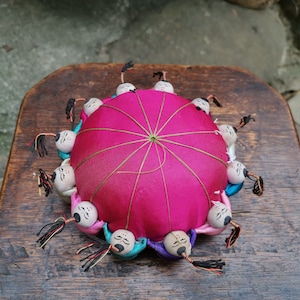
left=38, top=168, right=53, bottom=197
left=76, top=235, right=119, bottom=271
left=235, top=115, right=255, bottom=131
left=36, top=215, right=75, bottom=249
left=29, top=133, right=56, bottom=157
left=181, top=252, right=225, bottom=275
left=65, top=98, right=86, bottom=129
left=245, top=170, right=264, bottom=196
left=225, top=220, right=241, bottom=248
left=207, top=94, right=222, bottom=107
left=153, top=71, right=164, bottom=80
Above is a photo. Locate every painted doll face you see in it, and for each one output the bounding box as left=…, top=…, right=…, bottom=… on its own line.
left=163, top=230, right=191, bottom=257
left=207, top=202, right=232, bottom=228
left=116, top=83, right=136, bottom=96
left=52, top=159, right=75, bottom=193
left=227, top=160, right=246, bottom=184
left=72, top=201, right=98, bottom=228
left=218, top=124, right=237, bottom=147
left=191, top=98, right=210, bottom=114
left=110, top=229, right=135, bottom=255
left=83, top=98, right=103, bottom=117
left=153, top=81, right=174, bottom=94
left=55, top=130, right=76, bottom=153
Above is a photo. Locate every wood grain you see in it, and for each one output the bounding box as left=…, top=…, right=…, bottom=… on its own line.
left=0, top=63, right=299, bottom=300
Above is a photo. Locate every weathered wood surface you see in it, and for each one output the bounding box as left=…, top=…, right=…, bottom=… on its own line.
left=0, top=63, right=300, bottom=300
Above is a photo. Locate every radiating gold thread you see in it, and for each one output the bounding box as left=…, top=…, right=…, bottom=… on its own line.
left=102, top=104, right=151, bottom=136
left=156, top=102, right=191, bottom=135
left=158, top=138, right=228, bottom=166
left=89, top=140, right=150, bottom=203
left=159, top=130, right=219, bottom=138
left=135, top=91, right=153, bottom=135
left=154, top=92, right=166, bottom=134
left=74, top=138, right=148, bottom=171
left=125, top=142, right=153, bottom=229
left=154, top=141, right=172, bottom=232
left=77, top=127, right=148, bottom=138
left=157, top=140, right=212, bottom=208
left=116, top=145, right=167, bottom=175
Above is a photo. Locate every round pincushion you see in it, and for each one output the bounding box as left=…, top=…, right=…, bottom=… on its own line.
left=35, top=66, right=263, bottom=272
left=70, top=89, right=228, bottom=242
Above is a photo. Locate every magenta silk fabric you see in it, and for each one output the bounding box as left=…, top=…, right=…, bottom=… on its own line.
left=70, top=90, right=228, bottom=241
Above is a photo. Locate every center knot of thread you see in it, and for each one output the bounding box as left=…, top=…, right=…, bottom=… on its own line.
left=149, top=134, right=158, bottom=142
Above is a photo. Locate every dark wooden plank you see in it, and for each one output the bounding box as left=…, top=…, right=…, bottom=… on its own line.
left=1, top=63, right=300, bottom=299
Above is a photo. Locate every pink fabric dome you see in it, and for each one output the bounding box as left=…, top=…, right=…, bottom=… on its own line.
left=70, top=89, right=228, bottom=241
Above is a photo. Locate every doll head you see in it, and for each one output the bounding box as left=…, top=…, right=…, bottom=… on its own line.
left=227, top=160, right=247, bottom=184
left=116, top=83, right=136, bottom=96
left=191, top=98, right=210, bottom=114
left=72, top=201, right=98, bottom=228
left=110, top=229, right=136, bottom=255
left=207, top=201, right=232, bottom=228
left=83, top=98, right=103, bottom=117
left=52, top=159, right=76, bottom=194
left=218, top=124, right=237, bottom=147
left=153, top=80, right=174, bottom=94
left=163, top=230, right=192, bottom=257
left=55, top=130, right=77, bottom=153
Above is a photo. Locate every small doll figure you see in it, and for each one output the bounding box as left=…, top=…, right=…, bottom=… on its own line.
left=192, top=95, right=222, bottom=115
left=207, top=201, right=240, bottom=248
left=227, top=160, right=247, bottom=184
left=55, top=130, right=77, bottom=153
left=52, top=158, right=77, bottom=203
left=163, top=230, right=225, bottom=273
left=153, top=70, right=175, bottom=94
left=218, top=115, right=255, bottom=162
left=163, top=230, right=192, bottom=257
left=207, top=201, right=233, bottom=228
left=66, top=97, right=103, bottom=127
left=195, top=191, right=232, bottom=236
left=218, top=124, right=237, bottom=161
left=103, top=224, right=147, bottom=260
left=71, top=192, right=104, bottom=235
left=192, top=97, right=211, bottom=114
left=76, top=225, right=148, bottom=271
left=115, top=61, right=136, bottom=96
left=36, top=199, right=101, bottom=249
left=83, top=98, right=103, bottom=117
left=227, top=160, right=264, bottom=196
left=31, top=130, right=77, bottom=159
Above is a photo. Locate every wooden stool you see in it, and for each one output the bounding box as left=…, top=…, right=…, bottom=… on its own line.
left=1, top=64, right=299, bottom=299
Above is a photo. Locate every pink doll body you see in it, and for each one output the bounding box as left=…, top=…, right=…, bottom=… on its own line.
left=71, top=192, right=104, bottom=235
left=70, top=89, right=228, bottom=242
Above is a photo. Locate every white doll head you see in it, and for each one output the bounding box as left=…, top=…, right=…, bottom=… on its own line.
left=55, top=130, right=76, bottom=153
left=207, top=201, right=232, bottom=228
left=72, top=201, right=98, bottom=228
left=52, top=159, right=75, bottom=194
left=116, top=83, right=136, bottom=96
left=153, top=80, right=174, bottom=94
left=110, top=229, right=135, bottom=255
left=227, top=160, right=247, bottom=184
left=191, top=98, right=210, bottom=114
left=163, top=230, right=191, bottom=257
left=83, top=98, right=103, bottom=117
left=218, top=124, right=237, bottom=147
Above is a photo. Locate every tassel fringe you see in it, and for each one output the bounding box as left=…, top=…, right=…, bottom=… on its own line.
left=36, top=216, right=66, bottom=249
left=225, top=221, right=241, bottom=248
left=38, top=168, right=53, bottom=197
left=77, top=241, right=112, bottom=272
